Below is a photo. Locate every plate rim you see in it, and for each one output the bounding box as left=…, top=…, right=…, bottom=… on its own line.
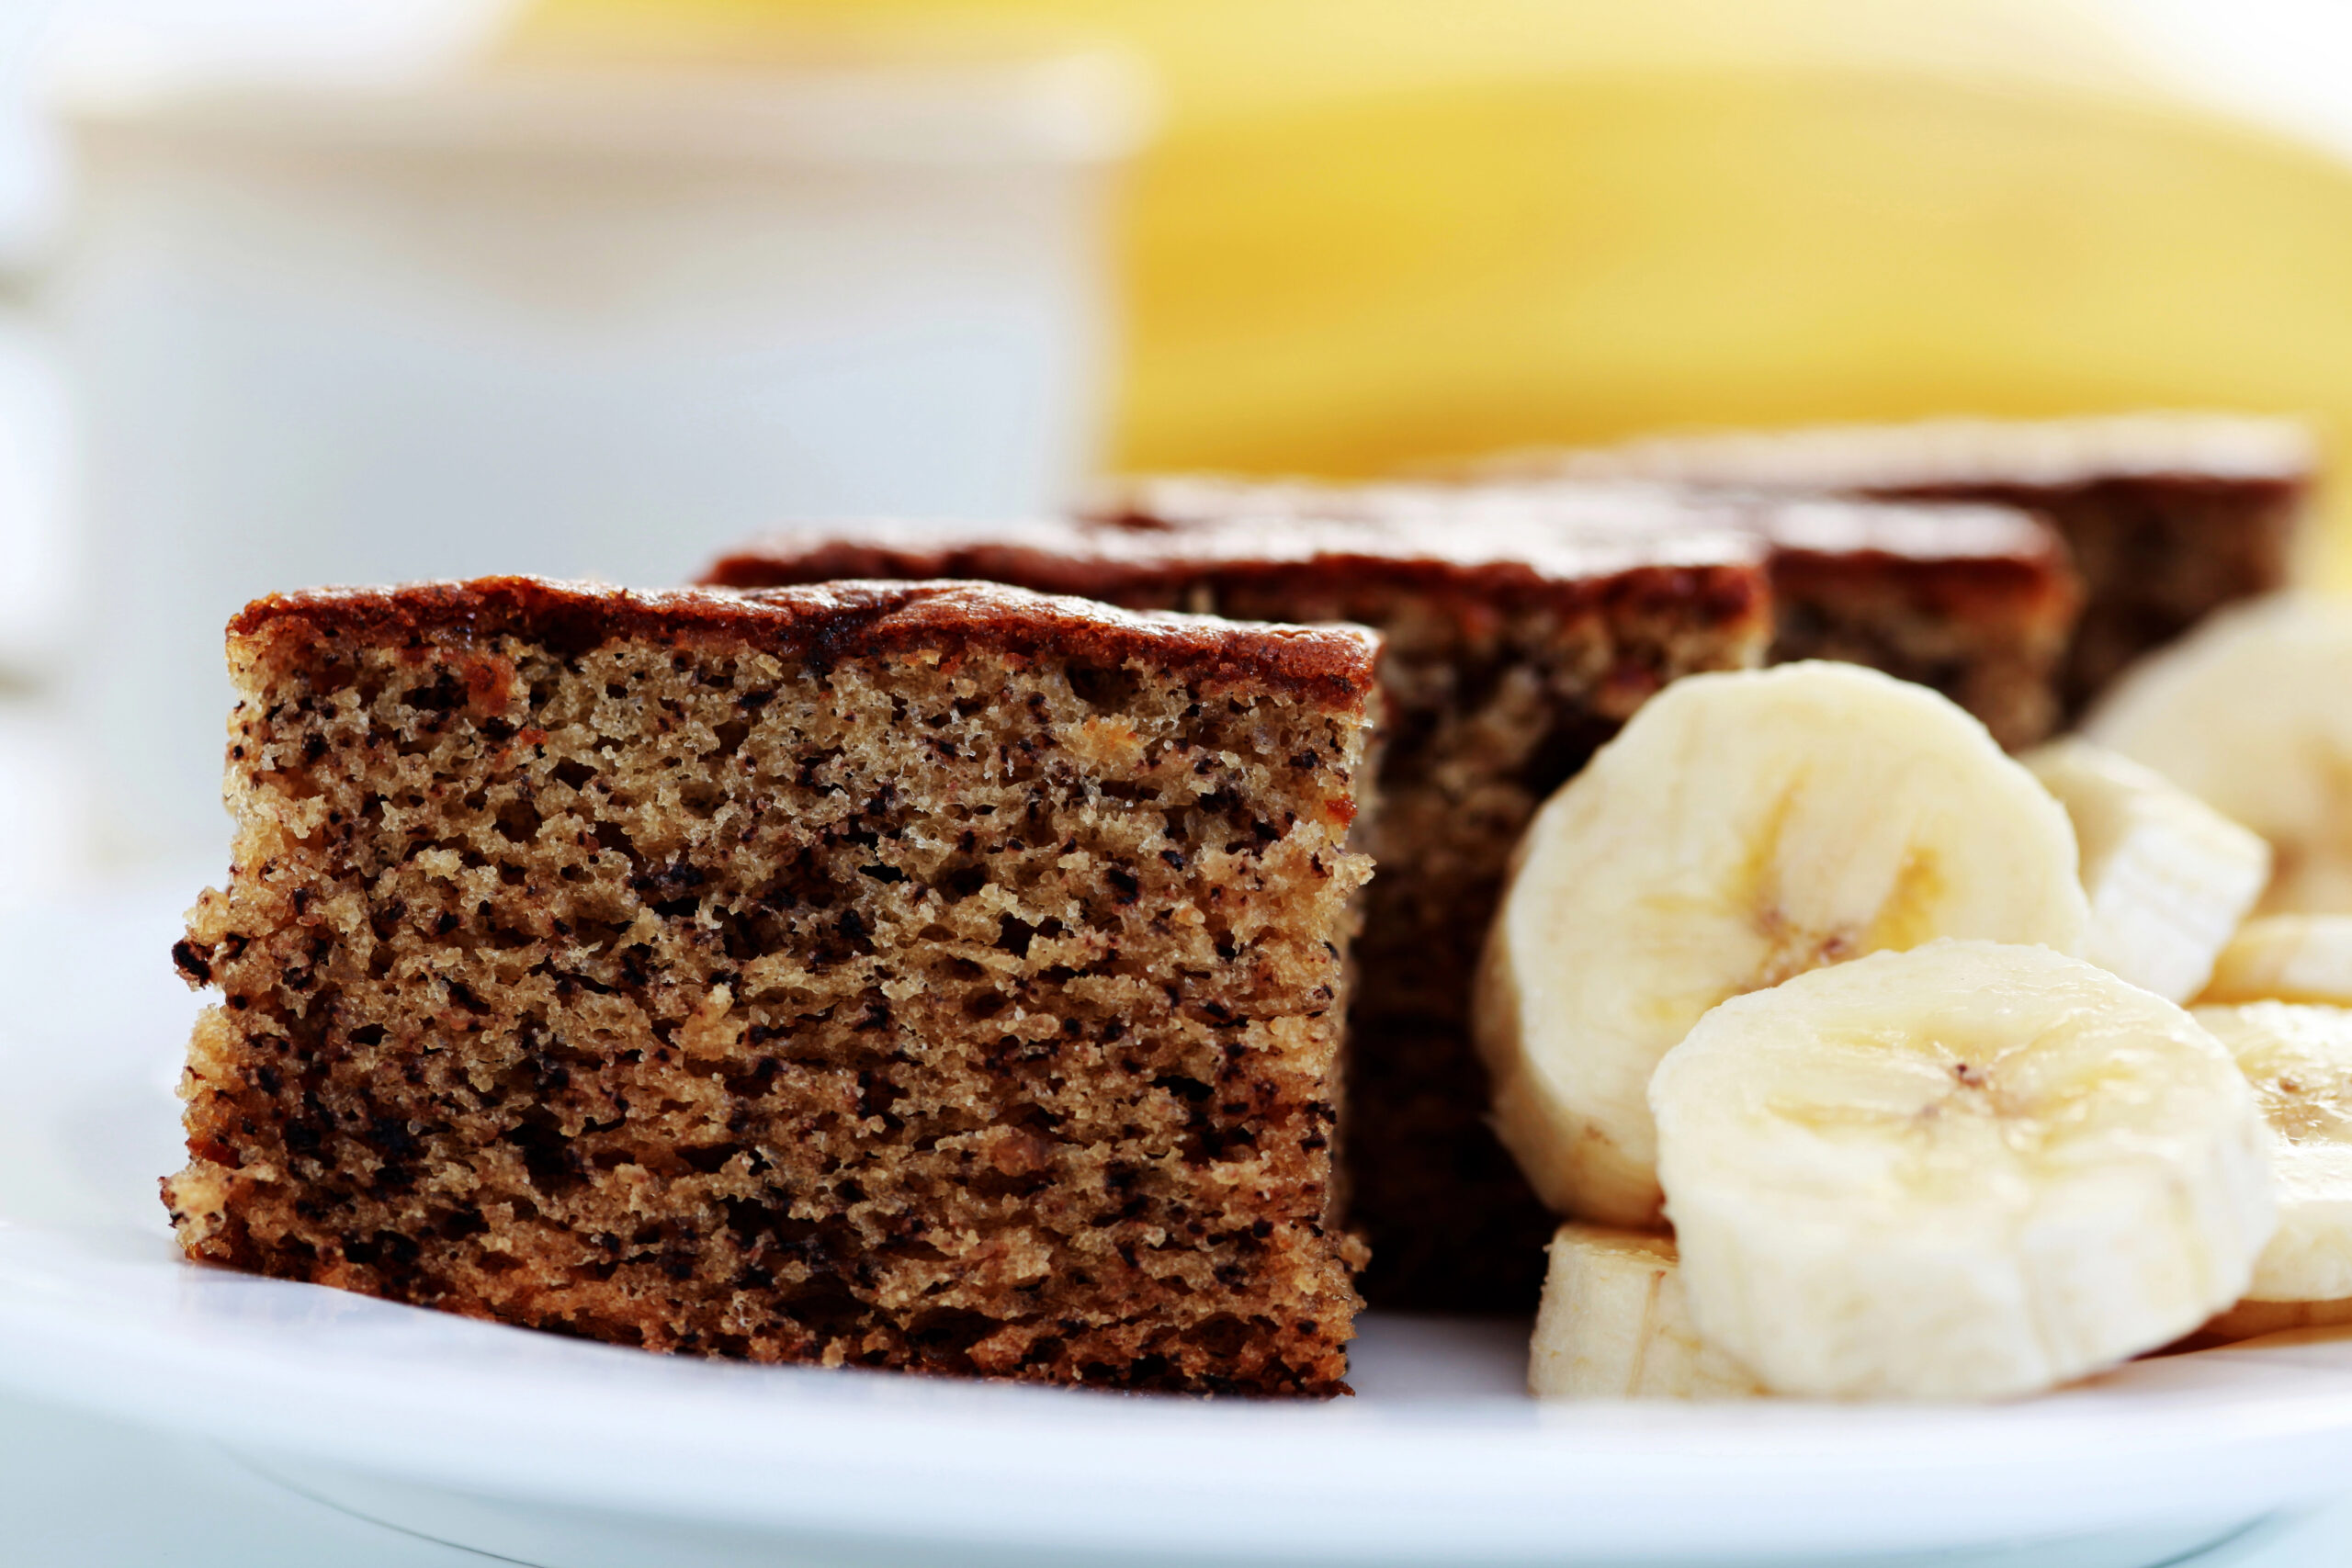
left=3, top=1222, right=2351, bottom=1562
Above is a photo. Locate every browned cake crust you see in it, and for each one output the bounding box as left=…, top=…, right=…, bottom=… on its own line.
left=706, top=520, right=1774, bottom=1310
left=164, top=576, right=1379, bottom=1394
left=1484, top=413, right=2311, bottom=715
left=1873, top=474, right=2294, bottom=716
left=1752, top=501, right=2081, bottom=750
left=1098, top=477, right=2079, bottom=750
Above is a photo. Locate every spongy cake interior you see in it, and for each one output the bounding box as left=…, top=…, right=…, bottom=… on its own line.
left=707, top=526, right=1776, bottom=1308
left=164, top=582, right=1374, bottom=1394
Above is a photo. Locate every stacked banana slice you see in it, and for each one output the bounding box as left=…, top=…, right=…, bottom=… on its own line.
left=2085, top=595, right=2352, bottom=917
left=2192, top=1004, right=2352, bottom=1306
left=1478, top=661, right=2091, bottom=1230
left=2076, top=594, right=2352, bottom=1352
left=1483, top=644, right=2352, bottom=1402
left=1529, top=1225, right=1762, bottom=1400
left=2020, top=740, right=2268, bottom=1003
left=2203, top=916, right=2352, bottom=1006
left=1653, top=942, right=2270, bottom=1399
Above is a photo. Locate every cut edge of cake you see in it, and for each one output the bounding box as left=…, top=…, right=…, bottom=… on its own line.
left=699, top=523, right=1779, bottom=1312
left=165, top=575, right=1384, bottom=1395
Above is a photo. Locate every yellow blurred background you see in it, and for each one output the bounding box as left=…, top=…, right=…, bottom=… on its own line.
left=516, top=0, right=2352, bottom=575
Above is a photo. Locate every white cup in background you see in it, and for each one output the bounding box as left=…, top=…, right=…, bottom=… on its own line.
left=51, top=52, right=1148, bottom=867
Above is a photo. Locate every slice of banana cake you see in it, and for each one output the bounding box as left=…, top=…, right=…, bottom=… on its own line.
left=163, top=576, right=1379, bottom=1394
left=1740, top=497, right=2079, bottom=750
left=703, top=516, right=1775, bottom=1310
left=1103, top=476, right=2080, bottom=750
left=1486, top=412, right=2311, bottom=716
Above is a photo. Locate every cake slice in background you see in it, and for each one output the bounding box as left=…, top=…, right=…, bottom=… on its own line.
left=1740, top=498, right=2078, bottom=751
left=1095, top=477, right=2080, bottom=751
left=164, top=577, right=1377, bottom=1394
left=705, top=512, right=1775, bottom=1309
left=1476, top=412, right=2312, bottom=716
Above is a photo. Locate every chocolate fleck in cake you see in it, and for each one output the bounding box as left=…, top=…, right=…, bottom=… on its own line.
left=705, top=515, right=1775, bottom=1310
left=163, top=576, right=1379, bottom=1395
left=1481, top=412, right=2312, bottom=715
left=1103, top=476, right=2079, bottom=750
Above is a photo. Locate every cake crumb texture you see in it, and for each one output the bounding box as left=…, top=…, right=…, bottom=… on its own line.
left=164, top=578, right=1376, bottom=1395
left=707, top=533, right=1775, bottom=1307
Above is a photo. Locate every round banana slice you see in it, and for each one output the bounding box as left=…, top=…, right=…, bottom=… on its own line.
left=1476, top=661, right=2088, bottom=1226
left=2023, top=739, right=2270, bottom=1004
left=2083, top=594, right=2352, bottom=915
left=2192, top=1002, right=2352, bottom=1303
left=2202, top=916, right=2352, bottom=1005
left=1529, top=1224, right=1763, bottom=1401
left=1652, top=941, right=2275, bottom=1401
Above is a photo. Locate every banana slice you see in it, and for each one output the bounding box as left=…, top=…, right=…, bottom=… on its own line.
left=1476, top=661, right=2088, bottom=1226
left=2190, top=1002, right=2352, bottom=1303
left=2202, top=916, right=2352, bottom=1005
left=2196, top=1296, right=2352, bottom=1348
left=1529, top=1224, right=1764, bottom=1401
left=2023, top=740, right=2269, bottom=1004
left=1651, top=941, right=2276, bottom=1400
left=2083, top=594, right=2352, bottom=916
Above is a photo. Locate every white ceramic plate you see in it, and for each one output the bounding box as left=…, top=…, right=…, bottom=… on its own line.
left=1, top=888, right=2348, bottom=1568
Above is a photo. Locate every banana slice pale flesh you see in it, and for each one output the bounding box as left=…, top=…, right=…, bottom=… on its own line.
left=2201, top=916, right=2352, bottom=1006
left=1651, top=941, right=2276, bottom=1401
left=2024, top=739, right=2270, bottom=1004
left=1476, top=661, right=2089, bottom=1227
left=2084, top=595, right=2352, bottom=917
left=1528, top=1224, right=1763, bottom=1400
left=2191, top=1002, right=2352, bottom=1303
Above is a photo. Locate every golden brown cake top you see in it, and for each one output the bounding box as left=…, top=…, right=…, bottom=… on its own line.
left=228, top=574, right=1384, bottom=709
left=1089, top=474, right=1762, bottom=551
left=1464, top=412, right=2317, bottom=492
left=1746, top=498, right=2076, bottom=593
left=1095, top=473, right=2074, bottom=571
left=702, top=508, right=1772, bottom=626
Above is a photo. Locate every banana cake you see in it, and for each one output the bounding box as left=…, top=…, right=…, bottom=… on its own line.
left=1102, top=476, right=2079, bottom=750
left=163, top=576, right=1380, bottom=1394
left=704, top=513, right=1775, bottom=1309
left=1484, top=412, right=2311, bottom=715
left=1741, top=497, right=2079, bottom=750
